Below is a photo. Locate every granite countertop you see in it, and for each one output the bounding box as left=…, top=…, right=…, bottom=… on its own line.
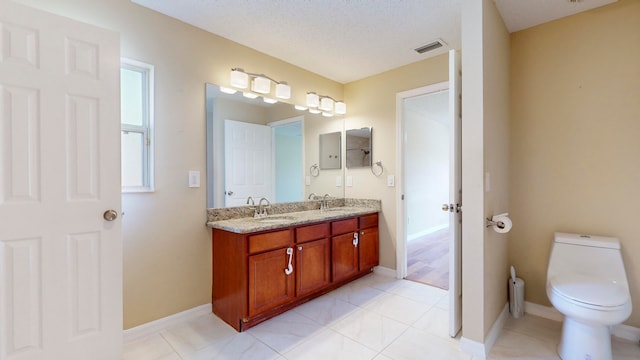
left=207, top=202, right=380, bottom=234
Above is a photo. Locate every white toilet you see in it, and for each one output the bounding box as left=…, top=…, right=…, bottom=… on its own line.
left=546, top=232, right=632, bottom=360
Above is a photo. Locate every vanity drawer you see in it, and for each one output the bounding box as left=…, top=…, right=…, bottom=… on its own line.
left=359, top=213, right=378, bottom=229
left=296, top=223, right=330, bottom=243
left=331, top=218, right=358, bottom=235
left=248, top=229, right=292, bottom=254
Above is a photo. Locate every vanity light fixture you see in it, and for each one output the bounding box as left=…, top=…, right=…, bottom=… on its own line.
left=306, top=92, right=320, bottom=108
left=306, top=92, right=346, bottom=116
left=263, top=97, right=278, bottom=104
left=219, top=86, right=237, bottom=95
left=229, top=68, right=291, bottom=100
left=242, top=92, right=259, bottom=99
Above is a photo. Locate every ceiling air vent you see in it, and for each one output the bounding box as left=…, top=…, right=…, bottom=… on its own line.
left=414, top=39, right=447, bottom=54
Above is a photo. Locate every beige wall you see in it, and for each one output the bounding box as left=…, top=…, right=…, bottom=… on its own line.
left=18, top=0, right=343, bottom=328
left=510, top=0, right=640, bottom=327
left=461, top=0, right=510, bottom=343
left=344, top=55, right=449, bottom=269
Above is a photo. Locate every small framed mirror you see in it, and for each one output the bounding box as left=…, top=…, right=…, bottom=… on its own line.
left=346, top=127, right=372, bottom=168
left=319, top=131, right=341, bottom=169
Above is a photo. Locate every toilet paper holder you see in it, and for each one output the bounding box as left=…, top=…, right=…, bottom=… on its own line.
left=486, top=218, right=506, bottom=229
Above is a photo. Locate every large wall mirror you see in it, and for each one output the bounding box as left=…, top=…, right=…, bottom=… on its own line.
left=206, top=83, right=345, bottom=208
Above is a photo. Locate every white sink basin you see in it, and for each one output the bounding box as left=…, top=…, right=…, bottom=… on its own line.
left=255, top=216, right=295, bottom=223
left=323, top=207, right=356, bottom=213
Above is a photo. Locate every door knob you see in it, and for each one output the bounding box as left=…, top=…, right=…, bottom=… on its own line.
left=103, top=209, right=118, bottom=221
left=442, top=203, right=461, bottom=213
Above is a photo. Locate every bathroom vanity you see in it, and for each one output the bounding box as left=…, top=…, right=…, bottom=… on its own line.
left=208, top=204, right=379, bottom=331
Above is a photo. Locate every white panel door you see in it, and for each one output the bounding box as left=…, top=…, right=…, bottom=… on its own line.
left=448, top=49, right=463, bottom=337
left=0, top=2, right=122, bottom=360
left=224, top=119, right=272, bottom=207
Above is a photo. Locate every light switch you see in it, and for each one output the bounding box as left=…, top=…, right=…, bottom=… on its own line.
left=335, top=175, right=342, bottom=187
left=189, top=171, right=200, bottom=188
left=387, top=175, right=395, bottom=187
left=346, top=176, right=353, bottom=187
left=305, top=176, right=311, bottom=186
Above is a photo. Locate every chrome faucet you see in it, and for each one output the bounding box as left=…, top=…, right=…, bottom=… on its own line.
left=257, top=197, right=271, bottom=218
left=321, top=193, right=331, bottom=211
left=308, top=192, right=318, bottom=200
left=246, top=196, right=257, bottom=217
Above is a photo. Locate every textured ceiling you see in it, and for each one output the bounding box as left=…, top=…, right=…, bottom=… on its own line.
left=132, top=0, right=617, bottom=84
left=494, top=0, right=618, bottom=33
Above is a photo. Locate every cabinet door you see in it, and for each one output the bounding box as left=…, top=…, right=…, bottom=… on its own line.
left=332, top=232, right=359, bottom=282
left=359, top=227, right=379, bottom=271
left=296, top=238, right=330, bottom=297
left=248, top=247, right=295, bottom=317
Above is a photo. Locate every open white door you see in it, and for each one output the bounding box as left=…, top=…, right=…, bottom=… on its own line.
left=224, top=119, right=273, bottom=206
left=0, top=2, right=122, bottom=359
left=448, top=49, right=463, bottom=337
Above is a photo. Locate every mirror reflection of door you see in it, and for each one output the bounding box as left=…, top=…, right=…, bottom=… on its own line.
left=224, top=119, right=273, bottom=206
left=271, top=120, right=303, bottom=203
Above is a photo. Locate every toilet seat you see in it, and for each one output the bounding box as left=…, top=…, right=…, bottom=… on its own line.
left=549, top=276, right=629, bottom=309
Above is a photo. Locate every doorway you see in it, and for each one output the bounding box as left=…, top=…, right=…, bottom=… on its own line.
left=396, top=50, right=462, bottom=337
left=401, top=86, right=451, bottom=289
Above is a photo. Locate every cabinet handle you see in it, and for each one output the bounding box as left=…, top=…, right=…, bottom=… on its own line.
left=361, top=231, right=365, bottom=235
left=298, top=246, right=302, bottom=251
left=353, top=232, right=359, bottom=247
left=284, top=248, right=294, bottom=275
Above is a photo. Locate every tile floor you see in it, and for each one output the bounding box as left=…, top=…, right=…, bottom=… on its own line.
left=124, top=273, right=640, bottom=360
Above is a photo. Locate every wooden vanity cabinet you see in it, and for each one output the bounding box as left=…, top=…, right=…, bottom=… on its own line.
left=331, top=213, right=379, bottom=282
left=295, top=223, right=331, bottom=297
left=331, top=218, right=359, bottom=282
left=358, top=214, right=380, bottom=271
left=211, top=212, right=378, bottom=331
left=247, top=230, right=295, bottom=317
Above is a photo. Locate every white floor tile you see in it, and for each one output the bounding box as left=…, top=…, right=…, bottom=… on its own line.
left=412, top=306, right=450, bottom=340
left=282, top=327, right=378, bottom=360
left=328, top=280, right=386, bottom=307
left=330, top=307, right=409, bottom=352
left=122, top=333, right=179, bottom=360
left=382, top=327, right=472, bottom=360
left=361, top=292, right=430, bottom=325
left=185, top=332, right=281, bottom=360
left=386, top=280, right=447, bottom=306
left=123, top=276, right=639, bottom=360
left=246, top=310, right=324, bottom=353
left=160, top=313, right=238, bottom=357
left=293, top=293, right=359, bottom=326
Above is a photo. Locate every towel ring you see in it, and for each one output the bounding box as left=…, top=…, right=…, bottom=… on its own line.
left=371, top=161, right=383, bottom=177
left=310, top=164, right=320, bottom=177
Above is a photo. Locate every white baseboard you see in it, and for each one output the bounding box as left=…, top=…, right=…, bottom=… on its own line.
left=123, top=303, right=211, bottom=343
left=525, top=301, right=640, bottom=343
left=461, top=302, right=509, bottom=359
left=407, top=223, right=448, bottom=242
left=612, top=323, right=640, bottom=343
left=373, top=265, right=397, bottom=278
left=524, top=301, right=563, bottom=322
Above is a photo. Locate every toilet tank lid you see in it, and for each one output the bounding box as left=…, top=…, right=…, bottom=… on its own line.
left=554, top=232, right=620, bottom=249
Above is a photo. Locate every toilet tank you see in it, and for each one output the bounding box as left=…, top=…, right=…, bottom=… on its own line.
left=548, top=232, right=627, bottom=283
